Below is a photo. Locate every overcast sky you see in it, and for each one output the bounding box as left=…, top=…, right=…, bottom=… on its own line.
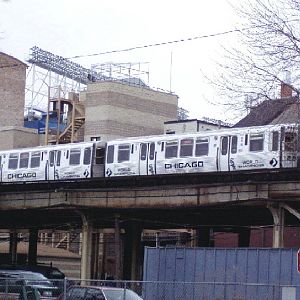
left=0, top=0, right=241, bottom=123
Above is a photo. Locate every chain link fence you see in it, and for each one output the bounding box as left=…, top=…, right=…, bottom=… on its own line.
left=0, top=278, right=298, bottom=300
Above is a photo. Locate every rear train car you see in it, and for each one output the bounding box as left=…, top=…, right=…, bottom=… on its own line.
left=0, top=141, right=106, bottom=183
left=104, top=124, right=300, bottom=177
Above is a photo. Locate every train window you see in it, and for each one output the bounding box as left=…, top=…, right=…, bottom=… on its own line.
left=180, top=138, right=194, bottom=157
left=196, top=138, right=209, bottom=156
left=161, top=142, right=164, bottom=152
left=140, top=144, right=147, bottom=161
left=272, top=131, right=279, bottom=151
left=149, top=143, right=155, bottom=160
left=8, top=153, right=18, bottom=170
left=69, top=148, right=81, bottom=165
left=56, top=150, right=61, bottom=166
left=285, top=132, right=297, bottom=151
left=231, top=136, right=238, bottom=154
left=0, top=156, right=1, bottom=166
left=165, top=140, right=178, bottom=159
left=221, top=137, right=228, bottom=155
left=31, top=151, right=41, bottom=168
left=96, top=148, right=105, bottom=164
left=250, top=133, right=264, bottom=151
left=19, top=152, right=29, bottom=169
left=49, top=151, right=55, bottom=167
left=245, top=134, right=248, bottom=146
left=107, top=145, right=114, bottom=163
left=83, top=147, right=92, bottom=165
left=118, top=144, right=130, bottom=163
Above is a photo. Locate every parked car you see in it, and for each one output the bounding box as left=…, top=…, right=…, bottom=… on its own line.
left=0, top=265, right=65, bottom=291
left=57, top=285, right=143, bottom=300
left=0, top=265, right=65, bottom=281
left=0, top=270, right=60, bottom=299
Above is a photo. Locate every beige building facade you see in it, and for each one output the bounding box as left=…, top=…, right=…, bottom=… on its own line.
left=0, top=127, right=39, bottom=150
left=0, top=53, right=27, bottom=127
left=83, top=81, right=178, bottom=141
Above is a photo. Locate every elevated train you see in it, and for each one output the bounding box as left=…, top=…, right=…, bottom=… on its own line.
left=0, top=123, right=299, bottom=183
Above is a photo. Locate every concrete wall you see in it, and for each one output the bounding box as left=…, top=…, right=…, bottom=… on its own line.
left=0, top=53, right=27, bottom=127
left=164, top=119, right=228, bottom=134
left=0, top=127, right=39, bottom=150
left=84, top=81, right=178, bottom=142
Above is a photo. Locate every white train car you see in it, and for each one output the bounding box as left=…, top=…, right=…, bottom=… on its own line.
left=0, top=141, right=106, bottom=183
left=105, top=124, right=299, bottom=177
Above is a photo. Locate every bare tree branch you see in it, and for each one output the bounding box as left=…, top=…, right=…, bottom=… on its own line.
left=210, top=0, right=300, bottom=115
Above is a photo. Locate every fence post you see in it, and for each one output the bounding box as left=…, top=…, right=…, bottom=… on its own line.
left=5, top=278, right=8, bottom=299
left=63, top=278, right=67, bottom=300
left=123, top=281, right=127, bottom=300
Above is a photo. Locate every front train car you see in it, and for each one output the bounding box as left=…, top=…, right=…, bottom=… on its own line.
left=104, top=124, right=300, bottom=177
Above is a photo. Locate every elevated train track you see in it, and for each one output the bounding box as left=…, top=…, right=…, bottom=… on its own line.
left=0, top=168, right=299, bottom=229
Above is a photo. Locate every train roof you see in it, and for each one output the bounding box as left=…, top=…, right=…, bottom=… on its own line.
left=107, top=123, right=297, bottom=144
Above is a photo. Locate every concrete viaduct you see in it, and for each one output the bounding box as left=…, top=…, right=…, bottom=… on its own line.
left=0, top=168, right=300, bottom=280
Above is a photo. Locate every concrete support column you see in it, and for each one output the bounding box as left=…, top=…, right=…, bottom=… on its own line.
left=80, top=216, right=93, bottom=281
left=9, top=230, right=18, bottom=265
left=269, top=205, right=285, bottom=248
left=91, top=232, right=100, bottom=279
left=28, top=229, right=38, bottom=265
left=114, top=215, right=122, bottom=280
left=123, top=222, right=142, bottom=280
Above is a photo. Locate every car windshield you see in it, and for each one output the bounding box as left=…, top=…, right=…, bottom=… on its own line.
left=102, top=289, right=142, bottom=300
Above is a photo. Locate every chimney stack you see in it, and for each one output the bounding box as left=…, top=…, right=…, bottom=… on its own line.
left=281, top=70, right=293, bottom=98
left=280, top=82, right=293, bottom=98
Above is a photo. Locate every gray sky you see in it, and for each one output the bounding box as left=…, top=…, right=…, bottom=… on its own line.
left=0, top=0, right=241, bottom=122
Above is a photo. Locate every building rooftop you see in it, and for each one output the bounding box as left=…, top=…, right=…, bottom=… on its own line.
left=234, top=97, right=299, bottom=127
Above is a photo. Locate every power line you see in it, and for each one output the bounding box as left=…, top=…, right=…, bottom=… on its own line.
left=68, top=28, right=243, bottom=60
left=68, top=18, right=300, bottom=60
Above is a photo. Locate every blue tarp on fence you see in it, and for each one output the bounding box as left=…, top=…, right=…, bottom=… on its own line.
left=143, top=247, right=300, bottom=300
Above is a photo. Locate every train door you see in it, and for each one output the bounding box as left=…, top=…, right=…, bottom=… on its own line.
left=139, top=142, right=156, bottom=175
left=218, top=135, right=238, bottom=171
left=47, top=150, right=61, bottom=180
